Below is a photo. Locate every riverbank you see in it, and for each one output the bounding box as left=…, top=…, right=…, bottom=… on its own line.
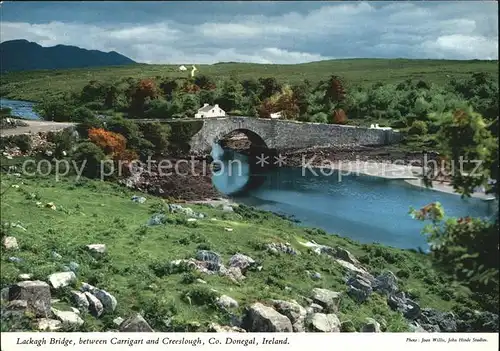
left=1, top=171, right=498, bottom=332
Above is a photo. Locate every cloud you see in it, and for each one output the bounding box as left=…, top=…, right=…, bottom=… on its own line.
left=0, top=1, right=497, bottom=63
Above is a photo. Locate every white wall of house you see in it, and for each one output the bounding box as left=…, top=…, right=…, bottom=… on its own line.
left=270, top=111, right=283, bottom=119
left=194, top=104, right=226, bottom=118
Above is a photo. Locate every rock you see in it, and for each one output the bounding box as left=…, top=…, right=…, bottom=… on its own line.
left=311, top=272, right=322, bottom=280
left=216, top=295, right=239, bottom=309
left=387, top=292, right=421, bottom=320
left=308, top=303, right=324, bottom=313
left=131, top=195, right=146, bottom=204
left=113, top=317, right=124, bottom=327
left=1, top=286, right=10, bottom=302
left=208, top=323, right=246, bottom=332
left=84, top=292, right=104, bottom=318
left=51, top=251, right=62, bottom=260
left=119, top=314, right=154, bottom=332
left=196, top=279, right=207, bottom=284
left=242, top=302, right=293, bottom=332
left=347, top=274, right=373, bottom=303
left=418, top=308, right=457, bottom=332
left=373, top=271, right=398, bottom=295
left=196, top=250, right=222, bottom=266
left=8, top=257, right=23, bottom=263
left=224, top=227, right=233, bottom=232
left=86, top=244, right=106, bottom=254
left=187, top=218, right=197, bottom=222
left=271, top=299, right=307, bottom=332
left=36, top=318, right=62, bottom=331
left=341, top=320, right=357, bottom=332
left=361, top=318, right=381, bottom=332
left=52, top=308, right=84, bottom=326
left=334, top=247, right=359, bottom=265
left=221, top=205, right=234, bottom=212
left=48, top=271, right=76, bottom=289
left=68, top=262, right=80, bottom=273
left=18, top=274, right=32, bottom=280
left=307, top=313, right=341, bottom=332
left=222, top=266, right=245, bottom=283
left=408, top=321, right=427, bottom=333
left=3, top=236, right=19, bottom=250
left=93, top=289, right=117, bottom=313
left=70, top=307, right=80, bottom=314
left=228, top=253, right=255, bottom=273
left=80, top=282, right=97, bottom=293
left=265, top=242, right=300, bottom=255
left=311, top=288, right=341, bottom=313
left=8, top=280, right=52, bottom=317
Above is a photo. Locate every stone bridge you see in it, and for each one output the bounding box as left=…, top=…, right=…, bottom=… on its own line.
left=185, top=117, right=401, bottom=154
left=134, top=116, right=401, bottom=154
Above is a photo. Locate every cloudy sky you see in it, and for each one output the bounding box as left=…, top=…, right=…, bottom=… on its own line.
left=1, top=1, right=498, bottom=64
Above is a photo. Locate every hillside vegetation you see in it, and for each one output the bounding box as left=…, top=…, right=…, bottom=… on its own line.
left=1, top=59, right=497, bottom=102
left=0, top=171, right=495, bottom=332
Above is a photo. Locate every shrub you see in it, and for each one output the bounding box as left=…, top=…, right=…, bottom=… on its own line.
left=71, top=107, right=96, bottom=123
left=34, top=99, right=76, bottom=122
left=72, top=142, right=107, bottom=178
left=88, top=128, right=126, bottom=157
left=330, top=108, right=348, bottom=124
left=138, top=122, right=171, bottom=154
left=408, top=120, right=428, bottom=135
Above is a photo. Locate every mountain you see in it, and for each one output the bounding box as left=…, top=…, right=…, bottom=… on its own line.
left=0, top=39, right=136, bottom=72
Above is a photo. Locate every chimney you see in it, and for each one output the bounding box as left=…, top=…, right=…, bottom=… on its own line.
left=203, top=103, right=209, bottom=107
left=214, top=104, right=219, bottom=108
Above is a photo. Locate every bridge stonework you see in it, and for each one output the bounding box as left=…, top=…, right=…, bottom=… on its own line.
left=188, top=117, right=401, bottom=154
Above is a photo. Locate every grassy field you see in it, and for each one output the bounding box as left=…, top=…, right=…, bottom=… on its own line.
left=1, top=165, right=477, bottom=332
left=1, top=59, right=498, bottom=102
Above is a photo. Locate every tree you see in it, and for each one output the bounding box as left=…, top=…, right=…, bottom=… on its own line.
left=88, top=128, right=127, bottom=157
left=258, top=77, right=281, bottom=101
left=215, top=79, right=244, bottom=112
left=194, top=74, right=216, bottom=90
left=330, top=108, right=347, bottom=124
left=411, top=107, right=499, bottom=312
left=159, top=78, right=178, bottom=98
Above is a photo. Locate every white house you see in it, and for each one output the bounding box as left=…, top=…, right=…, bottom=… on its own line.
left=178, top=65, right=187, bottom=71
left=270, top=111, right=283, bottom=119
left=194, top=103, right=226, bottom=118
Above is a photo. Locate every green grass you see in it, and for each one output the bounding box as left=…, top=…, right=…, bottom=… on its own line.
left=1, top=59, right=498, bottom=102
left=0, top=161, right=478, bottom=332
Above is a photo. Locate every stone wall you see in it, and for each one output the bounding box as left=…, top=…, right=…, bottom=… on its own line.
left=188, top=117, right=402, bottom=154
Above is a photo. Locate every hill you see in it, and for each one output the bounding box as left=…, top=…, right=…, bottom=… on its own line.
left=0, top=39, right=136, bottom=73
left=0, top=58, right=497, bottom=102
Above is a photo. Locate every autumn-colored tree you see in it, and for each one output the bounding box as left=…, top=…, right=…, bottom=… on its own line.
left=257, top=99, right=274, bottom=118
left=325, top=75, right=347, bottom=104
left=331, top=108, right=348, bottom=124
left=88, top=128, right=126, bottom=156
left=129, top=79, right=160, bottom=114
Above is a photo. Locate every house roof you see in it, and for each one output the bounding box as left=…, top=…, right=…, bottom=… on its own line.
left=198, top=105, right=215, bottom=112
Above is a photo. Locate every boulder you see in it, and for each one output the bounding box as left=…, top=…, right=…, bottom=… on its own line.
left=84, top=292, right=104, bottom=318
left=216, top=295, right=239, bottom=309
left=86, top=244, right=107, bottom=254
left=119, top=314, right=154, bottom=332
left=3, top=236, right=19, bottom=250
left=307, top=313, right=341, bottom=332
left=48, top=272, right=76, bottom=289
left=347, top=274, right=373, bottom=303
left=265, top=242, right=300, bottom=256
left=271, top=299, right=307, bottom=332
left=418, top=308, right=457, bottom=332
left=242, top=302, right=293, bottom=332
left=361, top=318, right=381, bottom=332
left=373, top=271, right=398, bottom=295
left=70, top=290, right=90, bottom=311
left=52, top=308, right=84, bottom=326
left=341, top=320, right=357, bottom=332
left=387, top=292, right=421, bottom=320
left=8, top=280, right=52, bottom=317
left=311, top=288, right=341, bottom=313
left=228, top=253, right=256, bottom=273
left=93, top=289, right=117, bottom=313
left=36, top=318, right=62, bottom=331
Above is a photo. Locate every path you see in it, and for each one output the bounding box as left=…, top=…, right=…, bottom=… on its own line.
left=0, top=120, right=75, bottom=137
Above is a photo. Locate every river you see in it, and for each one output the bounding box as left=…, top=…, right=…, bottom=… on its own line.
left=0, top=98, right=40, bottom=119
left=1, top=98, right=495, bottom=250
left=211, top=144, right=495, bottom=250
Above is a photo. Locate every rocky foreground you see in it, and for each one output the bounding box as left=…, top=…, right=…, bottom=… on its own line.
left=1, top=202, right=498, bottom=333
